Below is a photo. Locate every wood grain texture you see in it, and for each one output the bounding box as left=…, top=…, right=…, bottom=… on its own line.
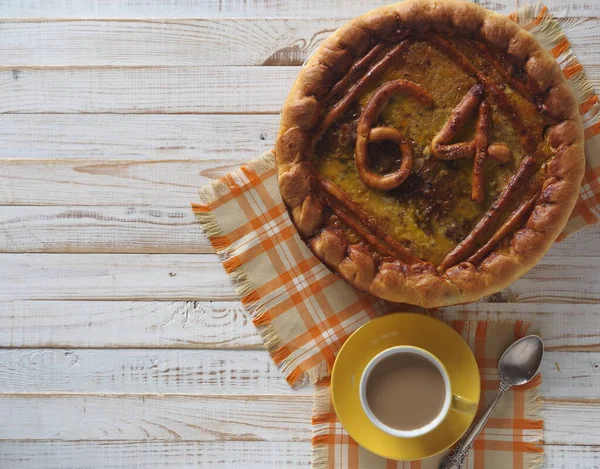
left=542, top=353, right=600, bottom=398
left=0, top=395, right=313, bottom=441
left=0, top=114, right=274, bottom=159
left=1, top=254, right=599, bottom=302
left=0, top=441, right=597, bottom=469
left=543, top=399, right=600, bottom=445
left=0, top=18, right=597, bottom=67
left=439, top=303, right=600, bottom=352
left=0, top=159, right=236, bottom=206
left=0, top=441, right=313, bottom=469
left=0, top=206, right=211, bottom=254
left=4, top=0, right=600, bottom=18
left=2, top=66, right=598, bottom=114
left=544, top=446, right=600, bottom=468
left=0, top=67, right=298, bottom=114
left=0, top=0, right=515, bottom=18
left=0, top=254, right=236, bottom=301
left=0, top=19, right=334, bottom=67
left=1, top=206, right=598, bottom=255
left=0, top=349, right=311, bottom=396
left=496, top=256, right=600, bottom=304
left=0, top=348, right=594, bottom=398
left=2, top=301, right=600, bottom=351
left=0, top=394, right=593, bottom=444
left=0, top=301, right=259, bottom=349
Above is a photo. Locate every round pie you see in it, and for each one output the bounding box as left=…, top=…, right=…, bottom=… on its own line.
left=275, top=0, right=585, bottom=307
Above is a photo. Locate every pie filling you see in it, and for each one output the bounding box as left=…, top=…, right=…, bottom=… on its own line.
left=313, top=36, right=552, bottom=266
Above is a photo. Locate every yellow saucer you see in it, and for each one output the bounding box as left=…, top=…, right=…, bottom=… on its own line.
left=331, top=313, right=480, bottom=461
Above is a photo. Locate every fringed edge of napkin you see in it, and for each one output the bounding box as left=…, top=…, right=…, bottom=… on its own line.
left=310, top=321, right=544, bottom=469
left=193, top=151, right=309, bottom=386
left=312, top=378, right=334, bottom=469
left=522, top=385, right=545, bottom=469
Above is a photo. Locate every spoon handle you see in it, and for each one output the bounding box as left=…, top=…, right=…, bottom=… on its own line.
left=439, top=378, right=512, bottom=469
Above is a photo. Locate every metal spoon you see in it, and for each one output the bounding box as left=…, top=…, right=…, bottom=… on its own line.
left=439, top=335, right=544, bottom=469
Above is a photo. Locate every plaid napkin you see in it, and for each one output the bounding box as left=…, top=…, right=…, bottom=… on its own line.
left=312, top=321, right=543, bottom=469
left=194, top=4, right=599, bottom=468
left=194, top=153, right=544, bottom=468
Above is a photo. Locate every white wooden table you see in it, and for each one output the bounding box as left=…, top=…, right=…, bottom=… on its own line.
left=0, top=1, right=599, bottom=467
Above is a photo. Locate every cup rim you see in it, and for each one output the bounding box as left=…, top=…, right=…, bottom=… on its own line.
left=358, top=345, right=452, bottom=438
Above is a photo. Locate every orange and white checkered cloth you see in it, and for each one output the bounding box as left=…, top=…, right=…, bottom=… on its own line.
left=194, top=5, right=598, bottom=468
left=312, top=321, right=543, bottom=469
left=194, top=152, right=545, bottom=468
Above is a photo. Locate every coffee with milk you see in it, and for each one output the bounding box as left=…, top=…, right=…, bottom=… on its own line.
left=365, top=352, right=446, bottom=431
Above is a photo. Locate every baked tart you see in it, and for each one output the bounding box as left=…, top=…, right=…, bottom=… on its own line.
left=276, top=0, right=585, bottom=307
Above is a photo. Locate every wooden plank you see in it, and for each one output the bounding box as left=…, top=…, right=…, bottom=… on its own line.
left=0, top=348, right=594, bottom=398
left=0, top=301, right=261, bottom=349
left=0, top=254, right=237, bottom=301
left=438, top=303, right=600, bottom=352
left=0, top=114, right=275, bottom=159
left=0, top=18, right=597, bottom=67
left=0, top=441, right=312, bottom=469
left=543, top=399, right=600, bottom=445
left=0, top=0, right=515, bottom=18
left=544, top=227, right=600, bottom=257
left=542, top=352, right=600, bottom=398
left=1, top=253, right=599, bottom=302
left=0, top=206, right=212, bottom=254
left=545, top=445, right=600, bottom=467
left=0, top=159, right=237, bottom=207
left=5, top=0, right=598, bottom=19
left=0, top=349, right=311, bottom=396
left=0, top=394, right=593, bottom=444
left=489, top=256, right=600, bottom=304
left=0, top=66, right=298, bottom=114
left=1, top=66, right=598, bottom=114
left=0, top=441, right=596, bottom=469
left=1, top=205, right=598, bottom=255
left=2, top=301, right=600, bottom=351
left=0, top=395, right=313, bottom=441
left=0, top=19, right=335, bottom=67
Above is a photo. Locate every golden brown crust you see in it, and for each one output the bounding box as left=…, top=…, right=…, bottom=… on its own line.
left=292, top=195, right=324, bottom=238
left=275, top=0, right=585, bottom=307
left=311, top=228, right=348, bottom=269
left=338, top=244, right=377, bottom=291
left=278, top=162, right=315, bottom=208
left=275, top=127, right=309, bottom=165
left=316, top=43, right=354, bottom=75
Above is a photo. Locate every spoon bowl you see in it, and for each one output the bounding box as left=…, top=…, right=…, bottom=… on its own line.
left=498, top=335, right=544, bottom=386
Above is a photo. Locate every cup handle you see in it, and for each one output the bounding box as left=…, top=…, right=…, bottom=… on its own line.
left=450, top=394, right=478, bottom=415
